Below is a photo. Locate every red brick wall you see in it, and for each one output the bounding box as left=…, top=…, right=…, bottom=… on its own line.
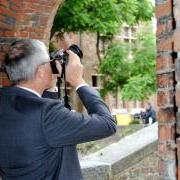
left=156, top=0, right=178, bottom=179
left=0, top=0, right=63, bottom=86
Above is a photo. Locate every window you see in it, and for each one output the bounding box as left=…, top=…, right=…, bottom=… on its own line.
left=131, top=28, right=136, bottom=37
left=92, top=75, right=98, bottom=87
left=124, top=38, right=130, bottom=43
left=91, top=74, right=103, bottom=89
left=124, top=27, right=129, bottom=37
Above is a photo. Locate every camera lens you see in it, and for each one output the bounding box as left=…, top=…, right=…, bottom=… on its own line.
left=50, top=44, right=83, bottom=74
left=68, top=44, right=83, bottom=59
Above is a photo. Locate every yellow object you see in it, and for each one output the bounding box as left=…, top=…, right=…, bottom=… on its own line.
left=115, top=114, right=132, bottom=126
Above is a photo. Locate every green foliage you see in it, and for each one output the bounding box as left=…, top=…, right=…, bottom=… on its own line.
left=51, top=0, right=154, bottom=39
left=100, top=43, right=131, bottom=96
left=100, top=23, right=156, bottom=100
left=129, top=119, right=140, bottom=124
left=49, top=41, right=57, bottom=53
left=51, top=0, right=155, bottom=100
left=121, top=74, right=156, bottom=100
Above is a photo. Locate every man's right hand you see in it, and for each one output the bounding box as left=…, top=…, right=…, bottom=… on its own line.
left=55, top=50, right=86, bottom=88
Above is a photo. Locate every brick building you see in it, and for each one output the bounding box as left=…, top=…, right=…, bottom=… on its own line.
left=53, top=25, right=153, bottom=113
left=0, top=0, right=180, bottom=179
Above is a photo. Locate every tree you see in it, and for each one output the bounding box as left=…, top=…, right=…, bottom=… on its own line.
left=99, top=23, right=156, bottom=100
left=99, top=42, right=131, bottom=96
left=51, top=0, right=154, bottom=62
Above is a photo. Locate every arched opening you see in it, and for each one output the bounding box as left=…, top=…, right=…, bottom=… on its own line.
left=0, top=0, right=63, bottom=86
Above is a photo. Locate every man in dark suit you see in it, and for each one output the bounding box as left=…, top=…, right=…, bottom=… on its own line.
left=0, top=39, right=117, bottom=180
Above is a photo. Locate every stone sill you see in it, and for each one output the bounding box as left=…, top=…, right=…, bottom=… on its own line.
left=80, top=123, right=158, bottom=179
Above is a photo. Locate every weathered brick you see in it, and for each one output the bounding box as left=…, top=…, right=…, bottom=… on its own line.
left=2, top=77, right=11, bottom=86
left=39, top=16, right=49, bottom=26
left=0, top=72, right=7, bottom=79
left=173, top=28, right=180, bottom=52
left=176, top=83, right=180, bottom=107
left=157, top=73, right=174, bottom=89
left=0, top=0, right=10, bottom=8
left=0, top=6, right=16, bottom=18
left=157, top=52, right=174, bottom=71
left=0, top=0, right=62, bottom=41
left=155, top=0, right=172, bottom=19
left=0, top=0, right=63, bottom=87
left=11, top=0, right=22, bottom=5
left=175, top=59, right=180, bottom=81
left=157, top=90, right=174, bottom=108
left=4, top=31, right=16, bottom=37
left=156, top=0, right=180, bottom=179
left=159, top=124, right=175, bottom=141
left=29, top=32, right=42, bottom=39
left=158, top=142, right=176, bottom=160
left=157, top=35, right=173, bottom=52
left=157, top=18, right=174, bottom=37
left=178, top=164, right=180, bottom=180
left=177, top=138, right=180, bottom=161
left=15, top=31, right=29, bottom=38
left=176, top=111, right=180, bottom=135
left=174, top=0, right=180, bottom=27
left=0, top=52, right=5, bottom=61
left=158, top=159, right=165, bottom=176
left=10, top=2, right=21, bottom=12
left=0, top=43, right=11, bottom=53
left=0, top=14, right=6, bottom=22
left=0, top=21, right=13, bottom=30
left=157, top=107, right=175, bottom=123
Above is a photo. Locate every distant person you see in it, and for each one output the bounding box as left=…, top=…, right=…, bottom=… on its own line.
left=143, top=103, right=156, bottom=125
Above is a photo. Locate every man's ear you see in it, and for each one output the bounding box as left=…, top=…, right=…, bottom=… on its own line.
left=35, top=66, right=45, bottom=81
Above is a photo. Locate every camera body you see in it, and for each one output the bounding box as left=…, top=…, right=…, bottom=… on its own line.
left=50, top=44, right=83, bottom=74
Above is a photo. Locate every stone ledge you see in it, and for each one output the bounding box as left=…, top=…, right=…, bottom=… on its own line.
left=81, top=123, right=158, bottom=179
left=81, top=161, right=110, bottom=180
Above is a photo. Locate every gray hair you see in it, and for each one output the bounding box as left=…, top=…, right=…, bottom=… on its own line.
left=4, top=39, right=50, bottom=84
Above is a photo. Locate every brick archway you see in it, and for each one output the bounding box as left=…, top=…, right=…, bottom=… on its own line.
left=0, top=0, right=63, bottom=86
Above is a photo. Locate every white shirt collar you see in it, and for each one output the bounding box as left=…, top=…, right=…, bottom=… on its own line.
left=17, top=86, right=41, bottom=97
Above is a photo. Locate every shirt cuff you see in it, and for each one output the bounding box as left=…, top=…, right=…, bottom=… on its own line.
left=76, top=83, right=89, bottom=91
left=46, top=86, right=58, bottom=92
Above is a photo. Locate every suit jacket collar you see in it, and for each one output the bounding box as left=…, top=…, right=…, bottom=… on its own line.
left=0, top=86, right=40, bottom=98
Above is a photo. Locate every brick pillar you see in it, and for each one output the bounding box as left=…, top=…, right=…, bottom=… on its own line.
left=156, top=0, right=179, bottom=179
left=174, top=1, right=180, bottom=179
left=0, top=0, right=63, bottom=86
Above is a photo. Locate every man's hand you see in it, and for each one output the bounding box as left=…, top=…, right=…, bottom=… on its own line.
left=46, top=74, right=58, bottom=92
left=56, top=50, right=86, bottom=88
left=66, top=50, right=86, bottom=87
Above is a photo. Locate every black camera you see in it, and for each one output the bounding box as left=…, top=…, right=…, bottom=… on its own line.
left=50, top=44, right=83, bottom=74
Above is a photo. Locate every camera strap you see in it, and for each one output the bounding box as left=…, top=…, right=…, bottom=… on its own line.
left=57, top=77, right=62, bottom=99
left=61, top=63, right=71, bottom=110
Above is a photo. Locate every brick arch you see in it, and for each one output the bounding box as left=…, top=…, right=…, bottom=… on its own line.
left=0, top=0, right=63, bottom=86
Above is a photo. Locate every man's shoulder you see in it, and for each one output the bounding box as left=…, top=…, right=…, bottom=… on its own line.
left=25, top=95, right=63, bottom=108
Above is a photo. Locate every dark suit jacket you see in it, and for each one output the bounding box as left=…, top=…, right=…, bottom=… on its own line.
left=0, top=86, right=116, bottom=180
